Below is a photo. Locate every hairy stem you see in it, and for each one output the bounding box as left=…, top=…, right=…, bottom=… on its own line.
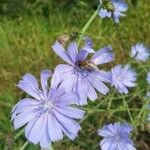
left=77, top=4, right=101, bottom=45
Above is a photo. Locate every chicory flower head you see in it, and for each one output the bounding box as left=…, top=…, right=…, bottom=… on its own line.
left=11, top=70, right=85, bottom=149
left=99, top=0, right=128, bottom=23
left=98, top=122, right=136, bottom=150
left=111, top=64, right=137, bottom=94
left=147, top=71, right=150, bottom=84
left=131, top=43, right=150, bottom=62
left=52, top=37, right=114, bottom=105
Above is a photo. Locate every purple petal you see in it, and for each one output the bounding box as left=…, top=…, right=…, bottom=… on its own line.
left=87, top=74, right=109, bottom=95
left=99, top=8, right=111, bottom=18
left=40, top=116, right=51, bottom=149
left=17, top=73, right=41, bottom=100
left=52, top=41, right=74, bottom=65
left=54, top=110, right=81, bottom=136
left=118, top=83, right=128, bottom=94
left=86, top=81, right=98, bottom=101
left=14, top=110, right=38, bottom=130
left=51, top=64, right=73, bottom=90
left=54, top=106, right=85, bottom=119
left=40, top=132, right=51, bottom=149
left=100, top=138, right=114, bottom=150
left=113, top=13, right=120, bottom=23
left=77, top=50, right=89, bottom=62
left=77, top=78, right=88, bottom=105
left=55, top=92, right=79, bottom=105
left=117, top=142, right=127, bottom=150
left=59, top=74, right=76, bottom=93
left=126, top=144, right=136, bottom=150
left=12, top=98, right=39, bottom=120
left=91, top=46, right=114, bottom=65
left=67, top=42, right=78, bottom=63
left=120, top=123, right=132, bottom=134
left=82, top=36, right=95, bottom=53
left=40, top=70, right=52, bottom=97
left=109, top=141, right=117, bottom=150
left=91, top=70, right=112, bottom=83
left=25, top=117, right=38, bottom=140
left=98, top=126, right=114, bottom=137
left=49, top=89, right=65, bottom=102
left=27, top=115, right=46, bottom=144
left=113, top=0, right=128, bottom=12
left=47, top=113, right=63, bottom=142
left=61, top=126, right=77, bottom=140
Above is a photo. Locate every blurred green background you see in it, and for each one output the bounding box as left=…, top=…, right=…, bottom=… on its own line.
left=0, top=0, right=150, bottom=149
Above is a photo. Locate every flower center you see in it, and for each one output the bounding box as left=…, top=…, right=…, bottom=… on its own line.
left=74, top=60, right=98, bottom=78
left=38, top=101, right=53, bottom=115
left=117, top=75, right=123, bottom=81
left=43, top=101, right=53, bottom=109
left=115, top=134, right=120, bottom=142
left=74, top=66, right=88, bottom=78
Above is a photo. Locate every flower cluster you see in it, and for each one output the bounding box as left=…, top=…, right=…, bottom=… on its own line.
left=99, top=0, right=128, bottom=23
left=11, top=0, right=150, bottom=150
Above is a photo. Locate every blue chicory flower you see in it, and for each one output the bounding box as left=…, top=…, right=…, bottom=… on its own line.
left=11, top=70, right=85, bottom=149
left=131, top=43, right=150, bottom=62
left=111, top=64, right=137, bottom=94
left=52, top=37, right=114, bottom=105
left=98, top=122, right=136, bottom=150
left=99, top=0, right=128, bottom=23
left=147, top=71, right=150, bottom=84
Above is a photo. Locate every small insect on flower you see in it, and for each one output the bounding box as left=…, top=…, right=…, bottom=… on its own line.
left=51, top=36, right=114, bottom=105
left=98, top=122, right=136, bottom=150
left=11, top=70, right=85, bottom=149
left=111, top=64, right=137, bottom=94
left=99, top=0, right=128, bottom=23
left=131, top=43, right=150, bottom=62
left=147, top=71, right=150, bottom=84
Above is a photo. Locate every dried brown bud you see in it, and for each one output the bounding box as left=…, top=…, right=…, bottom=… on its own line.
left=57, top=35, right=70, bottom=45
left=5, top=134, right=13, bottom=150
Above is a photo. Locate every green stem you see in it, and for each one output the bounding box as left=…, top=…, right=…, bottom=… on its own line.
left=137, top=98, right=150, bottom=121
left=83, top=108, right=140, bottom=113
left=14, top=129, right=25, bottom=141
left=20, top=141, right=28, bottom=150
left=77, top=4, right=101, bottom=45
left=51, top=146, right=54, bottom=150
left=137, top=61, right=148, bottom=73
left=122, top=95, right=135, bottom=126
left=79, top=91, right=115, bottom=124
left=132, top=59, right=148, bottom=73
